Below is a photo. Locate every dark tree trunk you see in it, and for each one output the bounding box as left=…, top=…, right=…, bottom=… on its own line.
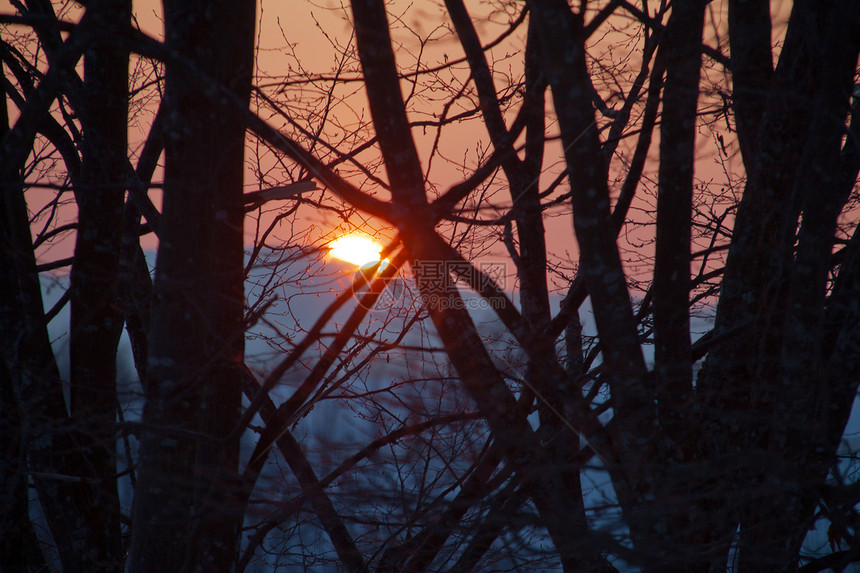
left=128, top=1, right=256, bottom=570
left=696, top=0, right=860, bottom=569
left=0, top=8, right=118, bottom=570
left=653, top=0, right=704, bottom=450
left=728, top=0, right=774, bottom=165
left=735, top=2, right=860, bottom=569
left=0, top=84, right=48, bottom=573
left=647, top=2, right=711, bottom=570
left=66, top=1, right=131, bottom=569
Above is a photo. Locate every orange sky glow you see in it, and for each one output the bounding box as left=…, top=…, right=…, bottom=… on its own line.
left=9, top=0, right=794, bottom=296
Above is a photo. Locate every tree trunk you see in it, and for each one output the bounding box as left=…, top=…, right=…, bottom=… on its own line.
left=128, top=1, right=256, bottom=570
left=0, top=87, right=47, bottom=572
left=67, top=1, right=131, bottom=569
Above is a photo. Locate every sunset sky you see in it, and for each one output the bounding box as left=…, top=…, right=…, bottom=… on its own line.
left=16, top=0, right=790, bottom=295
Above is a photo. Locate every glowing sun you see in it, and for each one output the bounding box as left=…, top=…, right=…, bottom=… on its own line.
left=328, top=234, right=385, bottom=267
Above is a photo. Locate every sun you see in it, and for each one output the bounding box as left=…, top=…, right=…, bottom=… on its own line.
left=327, top=234, right=385, bottom=267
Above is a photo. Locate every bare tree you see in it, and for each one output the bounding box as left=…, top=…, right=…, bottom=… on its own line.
left=1, top=0, right=859, bottom=571
left=126, top=0, right=256, bottom=570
